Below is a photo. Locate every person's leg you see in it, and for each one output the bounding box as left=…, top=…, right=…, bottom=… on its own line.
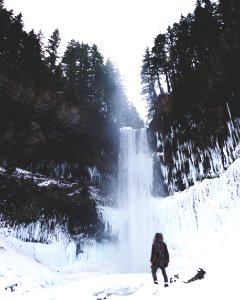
left=160, top=267, right=169, bottom=286
left=151, top=266, right=158, bottom=283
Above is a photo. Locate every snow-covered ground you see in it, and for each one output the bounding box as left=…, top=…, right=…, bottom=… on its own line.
left=1, top=210, right=240, bottom=300
left=1, top=161, right=240, bottom=299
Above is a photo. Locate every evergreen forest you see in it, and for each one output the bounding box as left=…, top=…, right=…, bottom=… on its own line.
left=0, top=0, right=240, bottom=237
left=0, top=0, right=143, bottom=176
left=141, top=0, right=240, bottom=191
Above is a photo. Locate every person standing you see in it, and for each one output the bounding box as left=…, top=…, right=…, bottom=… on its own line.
left=150, top=232, right=169, bottom=287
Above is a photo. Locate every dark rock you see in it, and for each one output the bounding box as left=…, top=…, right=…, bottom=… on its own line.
left=0, top=166, right=106, bottom=240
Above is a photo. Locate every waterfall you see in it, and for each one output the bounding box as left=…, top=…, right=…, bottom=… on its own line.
left=116, top=127, right=157, bottom=272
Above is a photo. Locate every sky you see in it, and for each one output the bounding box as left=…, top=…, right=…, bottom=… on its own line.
left=4, top=0, right=199, bottom=121
left=1, top=158, right=240, bottom=299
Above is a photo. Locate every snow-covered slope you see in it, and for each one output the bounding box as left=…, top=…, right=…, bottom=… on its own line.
left=1, top=159, right=240, bottom=299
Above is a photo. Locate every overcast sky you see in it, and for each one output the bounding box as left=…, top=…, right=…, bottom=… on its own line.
left=4, top=0, right=198, bottom=120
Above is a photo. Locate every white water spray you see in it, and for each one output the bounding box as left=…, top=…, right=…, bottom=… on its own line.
left=116, top=127, right=158, bottom=272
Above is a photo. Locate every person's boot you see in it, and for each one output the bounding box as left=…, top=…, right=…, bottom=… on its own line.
left=164, top=282, right=169, bottom=287
left=154, top=281, right=158, bottom=284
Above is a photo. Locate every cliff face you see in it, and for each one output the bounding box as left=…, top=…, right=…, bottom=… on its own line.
left=0, top=166, right=113, bottom=242
left=0, top=68, right=118, bottom=242
left=148, top=95, right=240, bottom=194
left=0, top=65, right=119, bottom=175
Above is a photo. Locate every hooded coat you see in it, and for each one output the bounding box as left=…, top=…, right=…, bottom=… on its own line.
left=150, top=234, right=169, bottom=268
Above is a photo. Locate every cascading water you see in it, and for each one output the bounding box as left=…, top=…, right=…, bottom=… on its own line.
left=116, top=127, right=159, bottom=272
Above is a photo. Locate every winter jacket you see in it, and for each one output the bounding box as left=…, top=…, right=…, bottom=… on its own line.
left=150, top=240, right=169, bottom=268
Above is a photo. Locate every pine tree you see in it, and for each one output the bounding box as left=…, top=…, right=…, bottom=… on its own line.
left=89, top=44, right=105, bottom=108
left=62, top=39, right=80, bottom=96
left=45, top=28, right=61, bottom=74
left=141, top=47, right=157, bottom=117
left=192, top=0, right=219, bottom=62
left=45, top=28, right=63, bottom=90
left=21, top=30, right=46, bottom=81
left=0, top=5, right=13, bottom=62
left=6, top=13, right=24, bottom=67
left=0, top=0, right=4, bottom=9
left=152, top=33, right=171, bottom=93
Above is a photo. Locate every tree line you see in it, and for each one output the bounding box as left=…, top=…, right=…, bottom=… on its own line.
left=0, top=0, right=143, bottom=128
left=0, top=0, right=143, bottom=178
left=142, top=0, right=240, bottom=193
left=141, top=0, right=240, bottom=122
